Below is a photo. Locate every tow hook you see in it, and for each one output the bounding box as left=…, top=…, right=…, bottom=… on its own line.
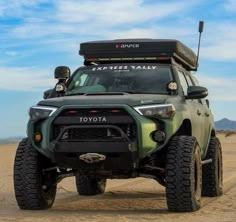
left=79, top=153, right=106, bottom=163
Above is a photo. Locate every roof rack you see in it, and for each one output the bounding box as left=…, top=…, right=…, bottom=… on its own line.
left=79, top=39, right=197, bottom=71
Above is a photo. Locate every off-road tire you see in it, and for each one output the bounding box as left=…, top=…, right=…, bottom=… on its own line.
left=75, top=175, right=106, bottom=195
left=202, top=137, right=223, bottom=196
left=14, top=138, right=57, bottom=210
left=166, top=136, right=202, bottom=212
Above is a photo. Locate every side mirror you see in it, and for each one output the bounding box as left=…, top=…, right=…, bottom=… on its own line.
left=54, top=66, right=71, bottom=79
left=186, top=86, right=208, bottom=99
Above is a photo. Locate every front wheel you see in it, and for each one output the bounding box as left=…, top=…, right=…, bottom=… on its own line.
left=75, top=175, right=106, bottom=196
left=14, top=138, right=57, bottom=210
left=165, top=136, right=202, bottom=212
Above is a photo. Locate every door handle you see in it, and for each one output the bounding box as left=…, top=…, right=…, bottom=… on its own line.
left=197, top=110, right=201, bottom=116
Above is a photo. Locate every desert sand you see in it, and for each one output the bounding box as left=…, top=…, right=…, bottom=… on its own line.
left=0, top=133, right=236, bottom=222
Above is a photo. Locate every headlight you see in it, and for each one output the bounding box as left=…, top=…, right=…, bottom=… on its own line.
left=134, top=104, right=175, bottom=119
left=29, top=106, right=57, bottom=121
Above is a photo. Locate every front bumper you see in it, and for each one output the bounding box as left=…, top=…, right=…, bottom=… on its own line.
left=28, top=104, right=182, bottom=168
left=48, top=124, right=137, bottom=170
left=52, top=140, right=137, bottom=171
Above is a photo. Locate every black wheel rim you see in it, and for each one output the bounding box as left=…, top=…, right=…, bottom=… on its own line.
left=41, top=169, right=57, bottom=206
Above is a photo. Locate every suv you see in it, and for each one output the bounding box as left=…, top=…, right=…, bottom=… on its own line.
left=14, top=39, right=223, bottom=212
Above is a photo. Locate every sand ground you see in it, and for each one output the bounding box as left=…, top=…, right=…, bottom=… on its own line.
left=0, top=133, right=236, bottom=222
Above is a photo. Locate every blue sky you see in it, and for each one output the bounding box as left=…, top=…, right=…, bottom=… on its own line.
left=0, top=0, right=236, bottom=138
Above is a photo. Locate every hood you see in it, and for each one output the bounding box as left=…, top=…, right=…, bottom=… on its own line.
left=38, top=94, right=173, bottom=108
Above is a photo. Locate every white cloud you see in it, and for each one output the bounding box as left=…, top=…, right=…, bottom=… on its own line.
left=1, top=0, right=202, bottom=61
left=56, top=0, right=189, bottom=26
left=0, top=0, right=52, bottom=17
left=198, top=74, right=236, bottom=101
left=0, top=67, right=55, bottom=91
left=0, top=3, right=4, bottom=16
left=200, top=22, right=236, bottom=61
left=12, top=23, right=55, bottom=39
left=2, top=0, right=236, bottom=64
left=106, top=26, right=195, bottom=42
left=224, top=0, right=236, bottom=12
left=8, top=0, right=194, bottom=40
left=5, top=51, right=18, bottom=56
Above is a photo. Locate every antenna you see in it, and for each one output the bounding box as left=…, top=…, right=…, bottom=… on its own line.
left=195, top=21, right=204, bottom=71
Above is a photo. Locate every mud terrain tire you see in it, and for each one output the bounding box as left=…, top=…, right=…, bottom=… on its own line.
left=14, top=138, right=57, bottom=210
left=202, top=137, right=223, bottom=196
left=166, top=136, right=202, bottom=212
left=76, top=175, right=106, bottom=195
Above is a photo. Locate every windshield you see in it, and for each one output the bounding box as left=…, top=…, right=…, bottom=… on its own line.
left=66, top=64, right=173, bottom=95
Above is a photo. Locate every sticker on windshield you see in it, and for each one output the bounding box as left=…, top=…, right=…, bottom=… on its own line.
left=91, top=65, right=159, bottom=71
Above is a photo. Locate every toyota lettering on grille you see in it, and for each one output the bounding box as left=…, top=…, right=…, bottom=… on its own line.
left=79, top=116, right=107, bottom=123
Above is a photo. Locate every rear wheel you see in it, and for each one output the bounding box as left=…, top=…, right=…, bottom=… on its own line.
left=14, top=138, right=57, bottom=210
left=166, top=136, right=202, bottom=212
left=202, top=137, right=223, bottom=196
left=75, top=175, right=106, bottom=195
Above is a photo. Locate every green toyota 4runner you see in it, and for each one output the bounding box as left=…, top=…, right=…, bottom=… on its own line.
left=14, top=39, right=223, bottom=212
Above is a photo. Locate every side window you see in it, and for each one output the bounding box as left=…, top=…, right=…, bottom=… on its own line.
left=190, top=75, right=206, bottom=104
left=178, top=70, right=188, bottom=95
left=185, top=74, right=193, bottom=86
left=191, top=75, right=199, bottom=86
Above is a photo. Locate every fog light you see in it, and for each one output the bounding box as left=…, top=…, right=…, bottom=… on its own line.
left=152, top=130, right=165, bottom=142
left=34, top=132, right=42, bottom=142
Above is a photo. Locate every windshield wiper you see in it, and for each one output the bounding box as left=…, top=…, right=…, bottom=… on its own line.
left=120, top=91, right=167, bottom=94
left=65, top=91, right=167, bottom=96
left=85, top=92, right=128, bottom=96
left=65, top=92, right=85, bottom=96
left=66, top=92, right=129, bottom=96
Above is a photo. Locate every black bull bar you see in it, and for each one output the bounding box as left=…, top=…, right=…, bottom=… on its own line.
left=48, top=125, right=138, bottom=170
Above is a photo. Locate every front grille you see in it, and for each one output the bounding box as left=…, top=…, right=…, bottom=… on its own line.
left=59, top=108, right=129, bottom=117
left=52, top=108, right=136, bottom=142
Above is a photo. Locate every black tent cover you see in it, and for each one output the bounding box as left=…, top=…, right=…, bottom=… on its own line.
left=79, top=39, right=198, bottom=71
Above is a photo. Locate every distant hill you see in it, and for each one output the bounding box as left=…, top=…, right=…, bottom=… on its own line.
left=215, top=118, right=236, bottom=131
left=0, top=137, right=23, bottom=145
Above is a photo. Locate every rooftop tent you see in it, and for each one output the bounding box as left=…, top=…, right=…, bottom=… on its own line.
left=79, top=39, right=198, bottom=71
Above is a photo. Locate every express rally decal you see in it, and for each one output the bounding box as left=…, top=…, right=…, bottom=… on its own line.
left=92, top=65, right=159, bottom=71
